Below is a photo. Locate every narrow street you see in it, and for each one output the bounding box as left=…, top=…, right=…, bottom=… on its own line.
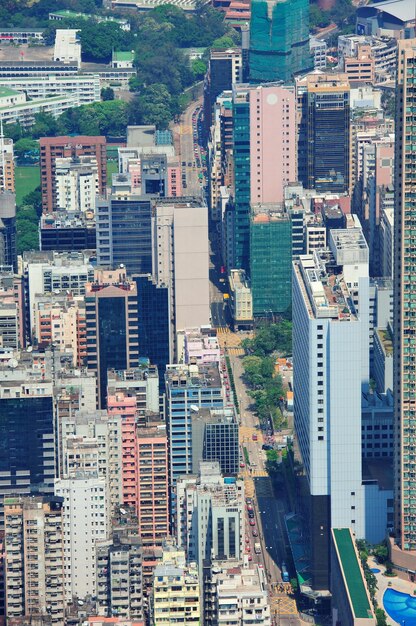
left=221, top=336, right=301, bottom=626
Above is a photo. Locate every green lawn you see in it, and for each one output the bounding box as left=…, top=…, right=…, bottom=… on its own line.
left=15, top=166, right=40, bottom=206
left=107, top=159, right=118, bottom=181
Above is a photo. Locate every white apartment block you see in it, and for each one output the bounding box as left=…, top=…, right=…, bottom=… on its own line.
left=0, top=75, right=100, bottom=106
left=214, top=564, right=271, bottom=626
left=4, top=496, right=65, bottom=625
left=229, top=269, right=253, bottom=326
left=54, top=29, right=81, bottom=67
left=54, top=475, right=110, bottom=601
left=293, top=246, right=368, bottom=540
left=59, top=411, right=123, bottom=514
left=176, top=462, right=244, bottom=577
left=55, top=156, right=99, bottom=213
left=152, top=198, right=210, bottom=332
left=0, top=93, right=79, bottom=128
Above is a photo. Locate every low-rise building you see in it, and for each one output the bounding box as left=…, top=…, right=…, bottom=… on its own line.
left=54, top=29, right=81, bottom=67
left=152, top=542, right=200, bottom=626
left=213, top=564, right=271, bottom=626
left=0, top=74, right=100, bottom=106
left=0, top=93, right=79, bottom=128
left=111, top=50, right=135, bottom=68
left=229, top=269, right=253, bottom=330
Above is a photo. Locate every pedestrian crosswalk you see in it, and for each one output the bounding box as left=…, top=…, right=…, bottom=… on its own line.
left=244, top=477, right=255, bottom=498
left=228, top=347, right=244, bottom=355
left=216, top=326, right=230, bottom=334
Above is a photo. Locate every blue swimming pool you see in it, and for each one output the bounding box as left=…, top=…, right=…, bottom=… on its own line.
left=371, top=568, right=381, bottom=574
left=384, top=588, right=416, bottom=625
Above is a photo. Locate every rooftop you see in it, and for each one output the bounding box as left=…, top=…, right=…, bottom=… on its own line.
left=332, top=528, right=374, bottom=620
left=251, top=203, right=289, bottom=223
left=357, top=0, right=416, bottom=23
left=295, top=254, right=357, bottom=321
left=165, top=362, right=222, bottom=389
left=329, top=228, right=369, bottom=265
left=113, top=50, right=135, bottom=62
left=376, top=327, right=393, bottom=356
left=0, top=86, right=21, bottom=98
left=40, top=211, right=95, bottom=230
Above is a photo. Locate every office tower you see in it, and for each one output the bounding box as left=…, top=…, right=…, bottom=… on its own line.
left=249, top=0, right=311, bottom=83
left=232, top=84, right=296, bottom=271
left=203, top=49, right=242, bottom=136
left=136, top=415, right=169, bottom=546
left=165, top=363, right=224, bottom=486
left=40, top=211, right=97, bottom=252
left=134, top=275, right=171, bottom=383
left=55, top=155, right=99, bottom=213
left=0, top=392, right=55, bottom=525
left=85, top=269, right=139, bottom=408
left=0, top=192, right=16, bottom=271
left=380, top=204, right=394, bottom=279
left=296, top=73, right=350, bottom=194
left=96, top=196, right=152, bottom=276
left=96, top=532, right=143, bottom=620
left=292, top=231, right=369, bottom=590
left=250, top=205, right=292, bottom=317
left=152, top=542, right=200, bottom=626
left=191, top=407, right=239, bottom=475
left=54, top=474, right=110, bottom=601
left=152, top=198, right=210, bottom=332
left=4, top=495, right=65, bottom=624
left=212, top=564, right=271, bottom=626
left=176, top=462, right=244, bottom=574
left=39, top=135, right=106, bottom=212
left=392, top=39, right=416, bottom=568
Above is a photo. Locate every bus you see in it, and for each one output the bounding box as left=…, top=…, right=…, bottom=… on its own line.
left=281, top=562, right=290, bottom=583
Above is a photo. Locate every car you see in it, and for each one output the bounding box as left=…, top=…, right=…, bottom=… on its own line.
left=245, top=536, right=250, bottom=543
left=246, top=498, right=253, bottom=505
left=247, top=505, right=253, bottom=511
left=252, top=434, right=258, bottom=441
left=248, top=555, right=253, bottom=561
left=248, top=512, right=255, bottom=519
left=249, top=519, right=255, bottom=526
left=182, top=161, right=186, bottom=166
left=262, top=444, right=273, bottom=451
left=252, top=529, right=258, bottom=537
left=245, top=546, right=251, bottom=553
left=183, top=183, right=187, bottom=188
left=240, top=462, right=245, bottom=468
left=188, top=162, right=192, bottom=166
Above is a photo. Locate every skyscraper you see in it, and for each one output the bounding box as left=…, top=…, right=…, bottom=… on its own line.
left=232, top=84, right=296, bottom=272
left=296, top=73, right=351, bottom=194
left=85, top=269, right=139, bottom=408
left=392, top=39, right=416, bottom=569
left=292, top=230, right=369, bottom=590
left=249, top=0, right=312, bottom=83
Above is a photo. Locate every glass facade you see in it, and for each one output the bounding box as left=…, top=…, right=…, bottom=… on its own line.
left=97, top=297, right=127, bottom=408
left=204, top=422, right=239, bottom=475
left=307, top=90, right=350, bottom=194
left=0, top=396, right=55, bottom=520
left=249, top=0, right=312, bottom=83
left=233, top=98, right=251, bottom=272
left=250, top=216, right=292, bottom=316
left=135, top=275, right=170, bottom=389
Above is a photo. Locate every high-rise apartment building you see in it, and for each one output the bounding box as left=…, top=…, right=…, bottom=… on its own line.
left=136, top=415, right=169, bottom=546
left=85, top=269, right=139, bottom=408
left=176, top=462, right=244, bottom=575
left=39, top=135, right=106, bottom=212
left=107, top=363, right=160, bottom=423
left=96, top=196, right=153, bottom=276
left=0, top=137, right=15, bottom=193
left=0, top=192, right=16, bottom=272
left=55, top=155, right=99, bottom=213
left=4, top=495, right=65, bottom=625
left=232, top=84, right=296, bottom=271
left=292, top=231, right=369, bottom=590
left=165, top=363, right=224, bottom=486
left=54, top=474, right=110, bottom=602
left=296, top=73, right=350, bottom=194
left=249, top=0, right=312, bottom=83
left=152, top=198, right=210, bottom=333
left=96, top=532, right=143, bottom=620
left=250, top=205, right=292, bottom=317
left=392, top=39, right=416, bottom=570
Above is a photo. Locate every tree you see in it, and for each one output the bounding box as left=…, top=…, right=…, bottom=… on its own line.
left=101, top=87, right=115, bottom=101
left=373, top=543, right=388, bottom=564
left=310, top=3, right=330, bottom=29
left=191, top=58, right=207, bottom=80
left=14, top=138, right=39, bottom=161
left=16, top=205, right=40, bottom=254
left=375, top=609, right=388, bottom=626
left=20, top=186, right=42, bottom=217
left=31, top=113, right=59, bottom=139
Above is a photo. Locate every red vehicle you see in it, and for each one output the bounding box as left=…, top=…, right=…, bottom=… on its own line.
left=249, top=519, right=255, bottom=526
left=252, top=529, right=258, bottom=537
left=240, top=462, right=245, bottom=468
left=221, top=265, right=225, bottom=274
left=252, top=433, right=258, bottom=441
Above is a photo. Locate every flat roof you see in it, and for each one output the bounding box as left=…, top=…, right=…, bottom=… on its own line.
left=0, top=86, right=20, bottom=98
left=332, top=528, right=373, bottom=619
left=113, top=50, right=134, bottom=61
